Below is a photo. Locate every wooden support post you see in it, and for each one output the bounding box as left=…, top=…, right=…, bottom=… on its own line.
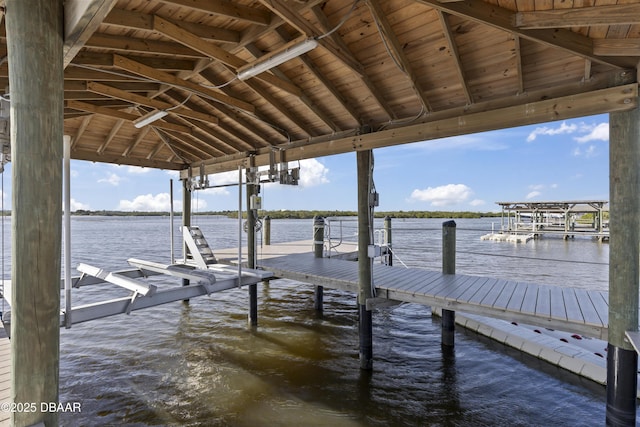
left=606, top=104, right=640, bottom=426
left=357, top=150, right=373, bottom=370
left=6, top=1, right=64, bottom=425
left=182, top=178, right=192, bottom=303
left=262, top=215, right=271, bottom=246
left=384, top=216, right=392, bottom=266
left=313, top=216, right=324, bottom=312
left=442, top=220, right=456, bottom=347
left=246, top=170, right=258, bottom=326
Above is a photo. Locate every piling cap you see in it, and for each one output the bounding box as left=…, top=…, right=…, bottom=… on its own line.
left=443, top=220, right=456, bottom=228
left=313, top=215, right=324, bottom=225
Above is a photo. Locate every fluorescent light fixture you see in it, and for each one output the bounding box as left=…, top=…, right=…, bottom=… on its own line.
left=237, top=38, right=318, bottom=81
left=133, top=110, right=168, bottom=128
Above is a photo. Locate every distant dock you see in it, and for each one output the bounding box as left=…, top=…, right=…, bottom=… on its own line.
left=482, top=200, right=609, bottom=242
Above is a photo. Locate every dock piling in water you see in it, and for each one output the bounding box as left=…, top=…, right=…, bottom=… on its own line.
left=442, top=221, right=456, bottom=347
left=313, top=216, right=324, bottom=312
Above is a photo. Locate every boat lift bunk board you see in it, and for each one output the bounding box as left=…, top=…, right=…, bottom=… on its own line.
left=0, top=227, right=272, bottom=331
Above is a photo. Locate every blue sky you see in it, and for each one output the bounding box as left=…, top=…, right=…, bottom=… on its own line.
left=0, top=114, right=610, bottom=212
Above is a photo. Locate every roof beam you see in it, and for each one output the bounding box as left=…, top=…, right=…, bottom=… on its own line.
left=63, top=0, right=117, bottom=67
left=183, top=83, right=639, bottom=177
left=416, top=0, right=635, bottom=69
left=112, top=54, right=254, bottom=113
left=593, top=39, right=640, bottom=57
left=65, top=100, right=192, bottom=133
left=71, top=147, right=186, bottom=170
left=156, top=0, right=271, bottom=26
left=103, top=7, right=240, bottom=44
left=514, top=4, right=640, bottom=29
left=152, top=15, right=301, bottom=96
left=436, top=11, right=472, bottom=104
left=85, top=82, right=219, bottom=125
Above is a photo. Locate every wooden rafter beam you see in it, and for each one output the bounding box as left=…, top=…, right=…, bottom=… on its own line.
left=72, top=51, right=196, bottom=72
left=122, top=126, right=151, bottom=157
left=112, top=54, right=254, bottom=113
left=367, top=0, right=433, bottom=111
left=156, top=0, right=271, bottom=26
left=258, top=0, right=364, bottom=76
left=152, top=15, right=301, bottom=96
left=436, top=11, right=472, bottom=104
left=63, top=0, right=117, bottom=67
left=71, top=147, right=186, bottom=170
left=65, top=100, right=192, bottom=133
left=85, top=82, right=219, bottom=125
left=309, top=5, right=395, bottom=121
left=514, top=4, right=640, bottom=29
left=103, top=7, right=240, bottom=44
left=415, top=0, right=635, bottom=69
left=85, top=33, right=203, bottom=59
left=182, top=83, right=639, bottom=177
left=593, top=39, right=640, bottom=57
left=97, top=117, right=126, bottom=155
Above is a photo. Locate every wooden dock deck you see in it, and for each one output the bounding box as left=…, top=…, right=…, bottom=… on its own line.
left=218, top=240, right=610, bottom=340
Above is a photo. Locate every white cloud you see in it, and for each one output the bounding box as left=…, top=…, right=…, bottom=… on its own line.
left=469, top=199, right=485, bottom=207
left=409, top=184, right=473, bottom=206
left=118, top=193, right=173, bottom=211
left=98, top=173, right=122, bottom=186
left=529, top=184, right=544, bottom=191
left=298, top=158, right=329, bottom=187
left=526, top=191, right=541, bottom=199
left=70, top=198, right=90, bottom=211
left=573, top=144, right=598, bottom=158
left=574, top=123, right=608, bottom=143
left=527, top=121, right=577, bottom=142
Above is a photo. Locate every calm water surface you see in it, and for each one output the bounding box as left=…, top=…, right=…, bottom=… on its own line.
left=3, top=216, right=627, bottom=425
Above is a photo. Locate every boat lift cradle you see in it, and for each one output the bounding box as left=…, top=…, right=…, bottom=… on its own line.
left=1, top=226, right=272, bottom=330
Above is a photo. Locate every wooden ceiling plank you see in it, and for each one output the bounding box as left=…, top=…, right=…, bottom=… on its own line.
left=156, top=0, right=271, bottom=26
left=514, top=36, right=525, bottom=94
left=514, top=4, right=640, bottom=29
left=103, top=7, right=240, bottom=44
left=71, top=115, right=93, bottom=150
left=436, top=10, right=473, bottom=104
left=416, top=0, right=634, bottom=69
left=63, top=0, right=118, bottom=67
left=72, top=51, right=196, bottom=71
left=161, top=129, right=219, bottom=159
left=153, top=15, right=301, bottom=96
left=593, top=39, right=640, bottom=56
left=112, top=54, right=255, bottom=112
left=71, top=147, right=186, bottom=170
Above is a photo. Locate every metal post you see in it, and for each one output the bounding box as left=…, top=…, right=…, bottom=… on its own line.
left=384, top=216, right=392, bottom=266
left=182, top=178, right=192, bottom=303
left=606, top=104, right=639, bottom=426
left=357, top=150, right=373, bottom=370
left=63, top=136, right=72, bottom=329
left=170, top=179, right=175, bottom=263
left=7, top=1, right=64, bottom=424
left=313, top=216, right=324, bottom=312
left=442, top=220, right=456, bottom=347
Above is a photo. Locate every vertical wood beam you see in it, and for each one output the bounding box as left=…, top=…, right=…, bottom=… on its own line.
left=607, top=102, right=640, bottom=426
left=246, top=166, right=258, bottom=326
left=357, top=150, right=373, bottom=370
left=181, top=177, right=192, bottom=300
left=6, top=1, right=64, bottom=425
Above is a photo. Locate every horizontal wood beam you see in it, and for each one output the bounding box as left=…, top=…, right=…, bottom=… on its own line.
left=156, top=0, right=271, bottom=26
left=71, top=147, right=185, bottom=169
left=514, top=4, right=640, bottom=29
left=593, top=39, right=640, bottom=57
left=182, top=83, right=638, bottom=177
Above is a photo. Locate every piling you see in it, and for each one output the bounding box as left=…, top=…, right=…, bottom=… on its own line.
left=6, top=0, right=64, bottom=425
left=263, top=215, right=271, bottom=246
left=182, top=178, right=192, bottom=303
left=606, top=104, right=639, bottom=426
left=384, top=216, right=392, bottom=266
left=441, top=220, right=456, bottom=347
left=357, top=150, right=373, bottom=370
left=246, top=174, right=258, bottom=326
left=313, top=216, right=324, bottom=311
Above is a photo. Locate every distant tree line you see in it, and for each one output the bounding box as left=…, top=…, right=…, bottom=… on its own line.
left=69, top=209, right=500, bottom=219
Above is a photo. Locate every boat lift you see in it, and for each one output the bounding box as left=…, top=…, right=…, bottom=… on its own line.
left=1, top=226, right=272, bottom=331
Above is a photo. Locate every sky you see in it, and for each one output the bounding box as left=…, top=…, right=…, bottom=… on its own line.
left=0, top=114, right=611, bottom=213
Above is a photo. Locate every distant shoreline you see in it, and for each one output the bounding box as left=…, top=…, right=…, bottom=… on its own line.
left=66, top=209, right=501, bottom=219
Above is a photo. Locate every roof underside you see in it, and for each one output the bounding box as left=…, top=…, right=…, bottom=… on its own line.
left=3, top=0, right=638, bottom=177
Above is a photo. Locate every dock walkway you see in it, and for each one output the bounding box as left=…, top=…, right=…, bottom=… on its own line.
left=218, top=240, right=610, bottom=340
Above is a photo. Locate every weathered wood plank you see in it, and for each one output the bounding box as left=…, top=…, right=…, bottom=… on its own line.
left=589, top=290, right=609, bottom=326
left=549, top=285, right=567, bottom=321
left=562, top=288, right=584, bottom=324
left=478, top=279, right=509, bottom=308
left=520, top=283, right=539, bottom=315
left=535, top=286, right=551, bottom=318
left=467, top=278, right=500, bottom=305
left=575, top=288, right=604, bottom=327
left=506, top=282, right=529, bottom=312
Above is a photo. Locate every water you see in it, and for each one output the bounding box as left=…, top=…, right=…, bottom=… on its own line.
left=2, top=216, right=627, bottom=425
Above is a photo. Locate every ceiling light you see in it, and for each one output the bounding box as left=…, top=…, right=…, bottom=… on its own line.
left=133, top=110, right=168, bottom=128
left=237, top=38, right=318, bottom=81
